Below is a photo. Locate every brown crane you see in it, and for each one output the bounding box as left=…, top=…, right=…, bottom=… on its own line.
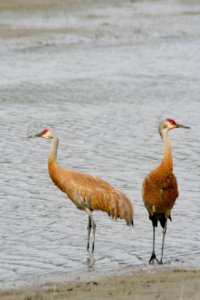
left=142, top=119, right=190, bottom=264
left=29, top=128, right=133, bottom=253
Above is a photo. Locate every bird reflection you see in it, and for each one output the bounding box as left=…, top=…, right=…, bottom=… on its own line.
left=86, top=253, right=95, bottom=271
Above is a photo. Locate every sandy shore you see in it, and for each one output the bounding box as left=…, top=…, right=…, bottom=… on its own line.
left=0, top=268, right=199, bottom=300
left=0, top=0, right=116, bottom=10
left=0, top=0, right=120, bottom=38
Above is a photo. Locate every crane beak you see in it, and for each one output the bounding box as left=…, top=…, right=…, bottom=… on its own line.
left=176, top=123, right=190, bottom=129
left=28, top=132, right=42, bottom=138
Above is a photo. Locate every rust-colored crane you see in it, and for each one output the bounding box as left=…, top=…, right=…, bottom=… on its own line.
left=142, top=119, right=190, bottom=264
left=29, top=128, right=133, bottom=253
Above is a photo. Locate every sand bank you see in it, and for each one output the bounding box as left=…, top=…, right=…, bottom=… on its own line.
left=0, top=268, right=200, bottom=300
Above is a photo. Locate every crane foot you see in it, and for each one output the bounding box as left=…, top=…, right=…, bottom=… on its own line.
left=149, top=252, right=160, bottom=264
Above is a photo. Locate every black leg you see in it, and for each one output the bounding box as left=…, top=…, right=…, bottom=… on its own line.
left=160, top=221, right=167, bottom=264
left=91, top=217, right=96, bottom=253
left=87, top=216, right=92, bottom=252
left=149, top=225, right=159, bottom=264
left=85, top=208, right=96, bottom=253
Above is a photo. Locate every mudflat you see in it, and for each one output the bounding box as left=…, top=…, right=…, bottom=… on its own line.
left=0, top=268, right=199, bottom=300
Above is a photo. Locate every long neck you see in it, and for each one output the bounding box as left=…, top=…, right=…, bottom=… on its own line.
left=48, top=136, right=68, bottom=193
left=48, top=136, right=59, bottom=164
left=161, top=130, right=173, bottom=171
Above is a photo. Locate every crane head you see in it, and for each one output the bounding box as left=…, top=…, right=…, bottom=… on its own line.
left=159, top=119, right=190, bottom=136
left=28, top=128, right=54, bottom=139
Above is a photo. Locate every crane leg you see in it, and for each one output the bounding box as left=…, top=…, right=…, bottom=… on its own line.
left=87, top=216, right=92, bottom=252
left=149, top=225, right=159, bottom=264
left=85, top=208, right=96, bottom=253
left=91, top=216, right=96, bottom=253
left=160, top=221, right=167, bottom=264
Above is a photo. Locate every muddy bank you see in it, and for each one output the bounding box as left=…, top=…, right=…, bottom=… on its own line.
left=1, top=268, right=200, bottom=300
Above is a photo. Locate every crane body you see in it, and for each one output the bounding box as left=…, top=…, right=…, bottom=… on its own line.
left=29, top=129, right=133, bottom=253
left=142, top=119, right=189, bottom=264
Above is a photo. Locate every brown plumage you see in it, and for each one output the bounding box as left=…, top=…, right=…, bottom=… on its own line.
left=29, top=128, right=133, bottom=253
left=142, top=118, right=190, bottom=264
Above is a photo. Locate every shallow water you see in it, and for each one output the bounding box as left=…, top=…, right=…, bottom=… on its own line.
left=0, top=0, right=200, bottom=289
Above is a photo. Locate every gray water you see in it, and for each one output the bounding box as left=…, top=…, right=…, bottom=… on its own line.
left=0, top=0, right=200, bottom=289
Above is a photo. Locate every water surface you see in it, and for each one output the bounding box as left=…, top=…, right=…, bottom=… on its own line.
left=0, top=0, right=200, bottom=289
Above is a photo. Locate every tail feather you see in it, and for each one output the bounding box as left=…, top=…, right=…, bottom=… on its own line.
left=109, top=190, right=134, bottom=226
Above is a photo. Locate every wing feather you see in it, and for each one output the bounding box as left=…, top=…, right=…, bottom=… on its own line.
left=58, top=168, right=133, bottom=225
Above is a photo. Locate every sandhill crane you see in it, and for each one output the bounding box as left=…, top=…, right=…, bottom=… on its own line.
left=28, top=128, right=133, bottom=253
left=142, top=119, right=190, bottom=264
